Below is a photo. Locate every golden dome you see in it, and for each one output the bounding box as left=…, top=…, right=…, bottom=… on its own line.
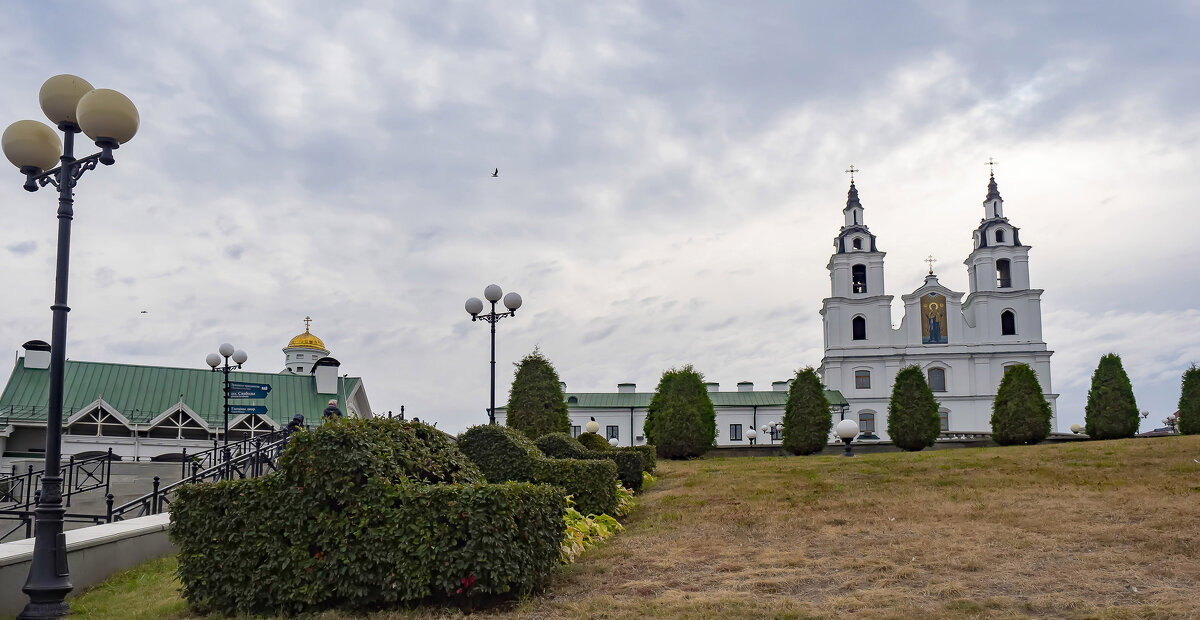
left=286, top=317, right=327, bottom=351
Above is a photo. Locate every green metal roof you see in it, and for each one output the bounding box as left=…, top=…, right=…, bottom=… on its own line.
left=554, top=389, right=848, bottom=409
left=0, top=358, right=362, bottom=427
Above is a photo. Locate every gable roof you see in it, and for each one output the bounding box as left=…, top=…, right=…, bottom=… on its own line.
left=0, top=358, right=362, bottom=427
left=541, top=389, right=848, bottom=409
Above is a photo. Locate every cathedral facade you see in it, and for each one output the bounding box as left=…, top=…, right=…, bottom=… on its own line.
left=819, top=173, right=1057, bottom=439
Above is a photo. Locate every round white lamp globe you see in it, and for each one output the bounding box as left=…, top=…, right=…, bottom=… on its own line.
left=745, top=428, right=757, bottom=440
left=205, top=353, right=222, bottom=368
left=232, top=349, right=248, bottom=365
left=835, top=419, right=860, bottom=440
left=483, top=284, right=503, bottom=302
left=586, top=420, right=600, bottom=434
left=608, top=438, right=618, bottom=447
left=502, top=292, right=522, bottom=311
left=465, top=297, right=484, bottom=316
left=218, top=342, right=235, bottom=357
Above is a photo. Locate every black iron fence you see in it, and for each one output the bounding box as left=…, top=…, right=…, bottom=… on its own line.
left=1, top=430, right=293, bottom=542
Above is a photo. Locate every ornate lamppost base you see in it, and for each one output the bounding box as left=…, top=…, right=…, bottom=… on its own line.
left=18, top=600, right=71, bottom=620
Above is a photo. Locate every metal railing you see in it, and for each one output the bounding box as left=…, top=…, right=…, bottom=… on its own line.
left=107, top=433, right=289, bottom=522
left=1, top=430, right=294, bottom=541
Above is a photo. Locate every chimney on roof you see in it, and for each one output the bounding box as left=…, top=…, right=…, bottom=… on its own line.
left=22, top=340, right=50, bottom=370
left=771, top=380, right=789, bottom=392
left=312, top=357, right=341, bottom=394
left=706, top=382, right=719, bottom=392
left=617, top=382, right=636, bottom=394
left=737, top=381, right=754, bottom=392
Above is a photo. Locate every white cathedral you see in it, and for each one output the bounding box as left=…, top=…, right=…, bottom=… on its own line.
left=819, top=172, right=1058, bottom=439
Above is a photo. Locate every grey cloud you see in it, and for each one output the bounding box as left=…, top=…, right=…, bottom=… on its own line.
left=6, top=241, right=36, bottom=255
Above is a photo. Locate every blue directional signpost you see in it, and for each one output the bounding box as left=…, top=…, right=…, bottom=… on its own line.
left=228, top=404, right=269, bottom=416
left=228, top=382, right=272, bottom=400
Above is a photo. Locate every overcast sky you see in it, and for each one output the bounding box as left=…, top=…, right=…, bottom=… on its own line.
left=2, top=1, right=1198, bottom=434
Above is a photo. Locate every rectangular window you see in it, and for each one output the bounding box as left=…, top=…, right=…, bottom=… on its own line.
left=729, top=424, right=742, bottom=441
left=297, top=366, right=304, bottom=373
left=771, top=426, right=782, bottom=441
left=606, top=425, right=619, bottom=440
left=939, top=411, right=950, bottom=432
left=859, top=412, right=876, bottom=433
left=855, top=370, right=871, bottom=389
left=570, top=425, right=581, bottom=438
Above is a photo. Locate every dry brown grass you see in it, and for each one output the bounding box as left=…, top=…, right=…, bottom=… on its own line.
left=68, top=436, right=1200, bottom=620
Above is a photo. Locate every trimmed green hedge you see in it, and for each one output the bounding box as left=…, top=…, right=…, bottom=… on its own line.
left=458, top=425, right=618, bottom=516
left=535, top=433, right=645, bottom=492
left=576, top=431, right=611, bottom=452
left=621, top=445, right=656, bottom=473
left=170, top=419, right=565, bottom=615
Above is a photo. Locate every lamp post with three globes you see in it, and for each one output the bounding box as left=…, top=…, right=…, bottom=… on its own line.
left=206, top=344, right=249, bottom=451
left=2, top=74, right=139, bottom=620
left=465, top=284, right=522, bottom=425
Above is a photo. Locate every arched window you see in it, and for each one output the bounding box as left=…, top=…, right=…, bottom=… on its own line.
left=852, top=316, right=867, bottom=340
left=852, top=264, right=867, bottom=293
left=1001, top=310, right=1016, bottom=335
left=858, top=411, right=876, bottom=433
left=996, top=259, right=1012, bottom=288
left=995, top=229, right=1005, bottom=243
left=928, top=367, right=946, bottom=392
left=939, top=410, right=950, bottom=432
left=567, top=396, right=578, bottom=404
left=855, top=370, right=871, bottom=389
left=852, top=238, right=862, bottom=250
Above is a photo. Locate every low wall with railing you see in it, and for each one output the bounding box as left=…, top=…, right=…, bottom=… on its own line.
left=0, top=513, right=174, bottom=618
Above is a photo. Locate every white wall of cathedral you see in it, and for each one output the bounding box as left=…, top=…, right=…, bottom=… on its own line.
left=282, top=347, right=327, bottom=374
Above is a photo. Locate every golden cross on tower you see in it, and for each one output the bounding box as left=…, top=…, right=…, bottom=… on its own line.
left=844, top=165, right=859, bottom=183
left=304, top=316, right=312, bottom=332
left=986, top=158, right=998, bottom=176
left=925, top=255, right=937, bottom=275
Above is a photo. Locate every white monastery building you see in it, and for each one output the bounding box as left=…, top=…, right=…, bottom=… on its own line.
left=819, top=172, right=1058, bottom=439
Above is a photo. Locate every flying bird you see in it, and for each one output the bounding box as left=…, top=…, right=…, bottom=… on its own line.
left=140, top=310, right=148, bottom=314
left=491, top=168, right=499, bottom=177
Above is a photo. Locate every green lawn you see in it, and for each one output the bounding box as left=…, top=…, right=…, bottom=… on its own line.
left=63, top=435, right=1200, bottom=619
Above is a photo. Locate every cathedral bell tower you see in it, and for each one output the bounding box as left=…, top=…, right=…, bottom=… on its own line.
left=962, top=170, right=1043, bottom=342
left=821, top=175, right=894, bottom=349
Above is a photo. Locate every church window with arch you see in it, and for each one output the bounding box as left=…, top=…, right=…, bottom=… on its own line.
left=996, top=259, right=1012, bottom=288
left=858, top=411, right=876, bottom=433
left=855, top=369, right=871, bottom=389
left=852, top=316, right=867, bottom=340
left=995, top=229, right=1005, bottom=243
left=852, top=237, right=862, bottom=250
left=851, top=264, right=867, bottom=293
left=927, top=367, right=946, bottom=392
left=939, top=409, right=950, bottom=432
left=1001, top=310, right=1016, bottom=335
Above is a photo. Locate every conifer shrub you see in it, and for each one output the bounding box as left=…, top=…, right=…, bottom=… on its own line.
left=1179, top=364, right=1199, bottom=435
left=643, top=365, right=717, bottom=459
left=782, top=367, right=832, bottom=455
left=505, top=349, right=571, bottom=440
left=576, top=431, right=611, bottom=452
left=886, top=365, right=941, bottom=451
left=535, top=432, right=645, bottom=492
left=1084, top=353, right=1140, bottom=440
left=990, top=363, right=1053, bottom=445
left=170, top=419, right=565, bottom=616
left=458, top=424, right=618, bottom=516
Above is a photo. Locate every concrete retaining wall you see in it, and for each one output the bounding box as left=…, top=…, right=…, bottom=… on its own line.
left=0, top=514, right=175, bottom=618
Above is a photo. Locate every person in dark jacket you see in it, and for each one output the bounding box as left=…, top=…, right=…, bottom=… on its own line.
left=322, top=399, right=343, bottom=421
left=286, top=413, right=305, bottom=434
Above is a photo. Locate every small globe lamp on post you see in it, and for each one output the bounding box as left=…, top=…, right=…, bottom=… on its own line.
left=465, top=284, right=523, bottom=425
left=608, top=437, right=619, bottom=447
left=4, top=74, right=138, bottom=620
left=586, top=419, right=600, bottom=434
left=206, top=344, right=248, bottom=452
left=835, top=419, right=860, bottom=457
left=746, top=427, right=757, bottom=446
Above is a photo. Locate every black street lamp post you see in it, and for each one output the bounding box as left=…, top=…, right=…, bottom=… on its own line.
left=2, top=75, right=139, bottom=619
left=206, top=344, right=248, bottom=452
left=465, top=284, right=523, bottom=424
